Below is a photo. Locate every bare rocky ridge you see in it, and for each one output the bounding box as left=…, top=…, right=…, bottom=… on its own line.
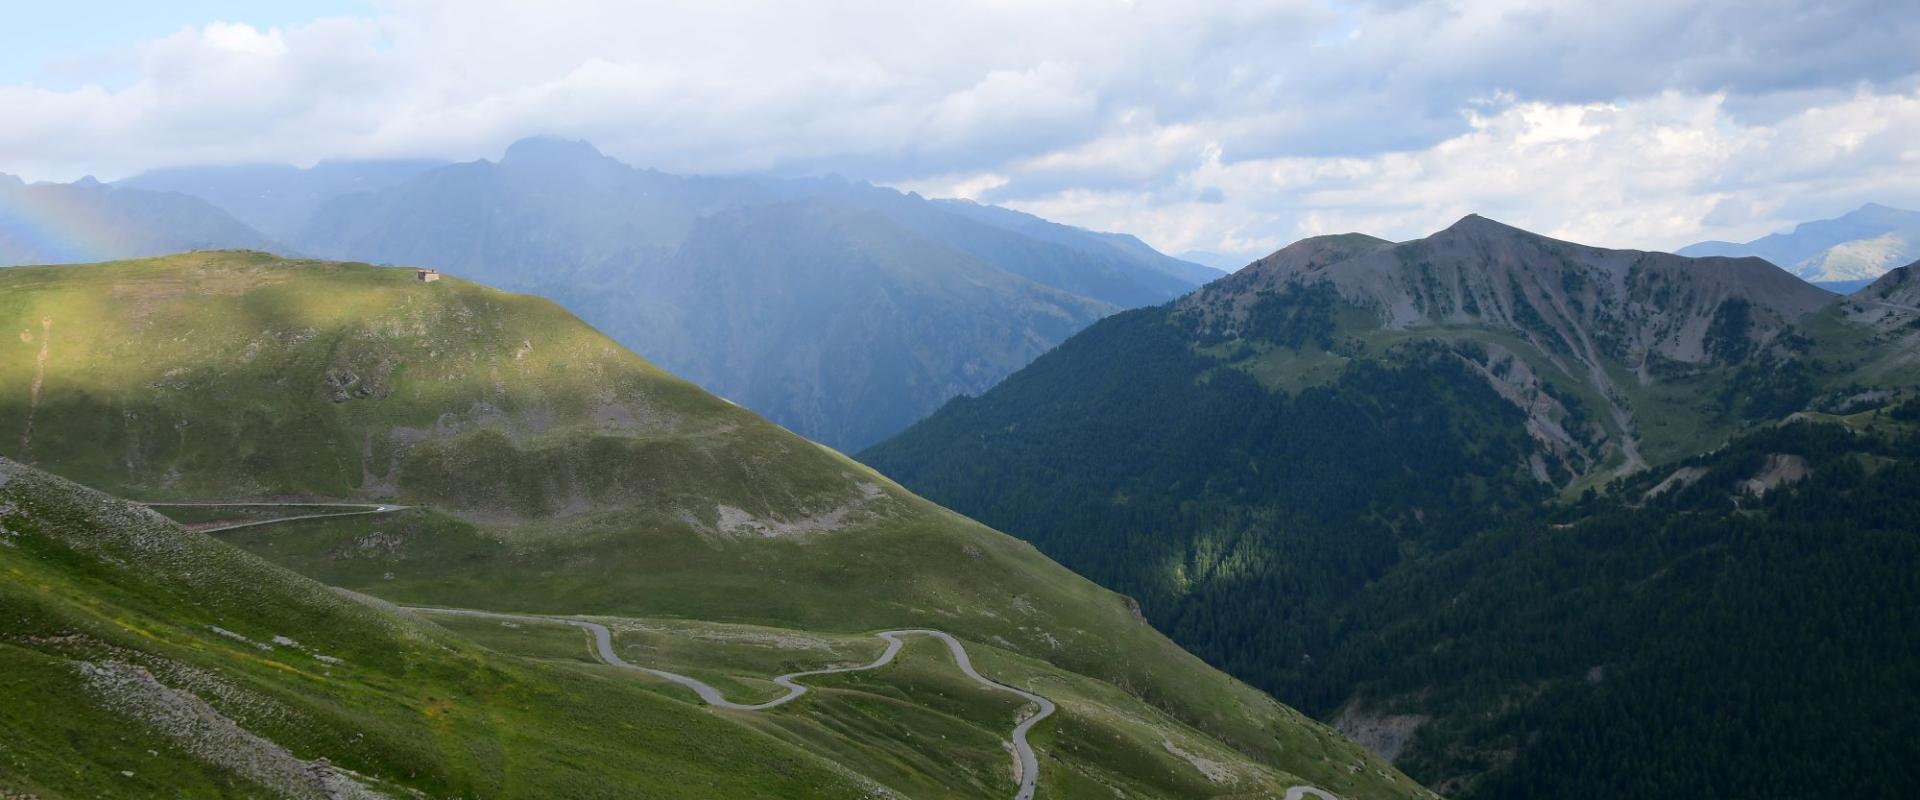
left=1197, top=216, right=1830, bottom=366
left=1180, top=214, right=1835, bottom=481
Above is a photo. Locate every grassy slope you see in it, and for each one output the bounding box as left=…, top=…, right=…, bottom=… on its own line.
left=0, top=251, right=1421, bottom=799
left=429, top=612, right=1411, bottom=799
left=0, top=457, right=864, bottom=799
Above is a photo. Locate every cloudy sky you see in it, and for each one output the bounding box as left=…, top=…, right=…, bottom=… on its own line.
left=4, top=0, right=1918, bottom=260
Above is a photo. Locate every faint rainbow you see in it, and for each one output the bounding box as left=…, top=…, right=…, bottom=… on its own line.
left=0, top=181, right=118, bottom=264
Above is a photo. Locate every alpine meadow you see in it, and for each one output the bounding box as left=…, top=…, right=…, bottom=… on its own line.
left=3, top=2, right=1918, bottom=799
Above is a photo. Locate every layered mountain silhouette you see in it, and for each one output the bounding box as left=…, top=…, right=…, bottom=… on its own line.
left=94, top=137, right=1210, bottom=450
left=864, top=216, right=1920, bottom=800
left=0, top=173, right=274, bottom=266
left=1681, top=203, right=1920, bottom=291
left=119, top=158, right=446, bottom=241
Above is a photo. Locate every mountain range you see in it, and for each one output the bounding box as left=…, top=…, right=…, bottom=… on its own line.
left=0, top=250, right=1420, bottom=799
left=13, top=148, right=1904, bottom=454
left=119, top=159, right=447, bottom=241
left=1680, top=203, right=1920, bottom=291
left=863, top=216, right=1920, bottom=799
left=0, top=173, right=274, bottom=266
left=91, top=137, right=1211, bottom=451
left=8, top=141, right=1914, bottom=798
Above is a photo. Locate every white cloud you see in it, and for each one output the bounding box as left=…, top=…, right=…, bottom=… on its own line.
left=998, top=87, right=1920, bottom=256
left=0, top=0, right=1915, bottom=256
left=895, top=171, right=1011, bottom=201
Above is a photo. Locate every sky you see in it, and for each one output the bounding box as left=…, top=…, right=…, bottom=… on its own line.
left=2, top=0, right=1917, bottom=259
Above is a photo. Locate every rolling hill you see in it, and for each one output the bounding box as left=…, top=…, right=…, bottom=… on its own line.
left=862, top=217, right=1920, bottom=799
left=0, top=250, right=1422, bottom=799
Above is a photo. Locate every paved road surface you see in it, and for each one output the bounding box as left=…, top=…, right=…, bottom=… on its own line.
left=140, top=501, right=406, bottom=533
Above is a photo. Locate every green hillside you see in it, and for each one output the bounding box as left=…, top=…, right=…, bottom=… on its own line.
left=0, top=251, right=1421, bottom=799
left=862, top=220, right=1920, bottom=798
left=0, top=457, right=863, bottom=799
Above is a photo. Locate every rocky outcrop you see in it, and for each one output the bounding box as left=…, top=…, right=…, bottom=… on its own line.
left=1847, top=262, right=1920, bottom=328
left=1178, top=215, right=1834, bottom=481
left=1234, top=215, right=1827, bottom=367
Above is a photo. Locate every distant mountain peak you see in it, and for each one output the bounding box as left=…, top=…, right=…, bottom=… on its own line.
left=1176, top=231, right=1391, bottom=328
left=1680, top=203, right=1920, bottom=284
left=1845, top=201, right=1915, bottom=217
left=1796, top=202, right=1914, bottom=231
left=500, top=136, right=612, bottom=168
left=1436, top=212, right=1541, bottom=242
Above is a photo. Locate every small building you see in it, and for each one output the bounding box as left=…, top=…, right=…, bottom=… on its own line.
left=416, top=268, right=441, bottom=283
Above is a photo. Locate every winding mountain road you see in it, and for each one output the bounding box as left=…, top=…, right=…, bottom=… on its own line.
left=145, top=504, right=1339, bottom=800
left=140, top=501, right=406, bottom=533
left=408, top=606, right=1056, bottom=800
